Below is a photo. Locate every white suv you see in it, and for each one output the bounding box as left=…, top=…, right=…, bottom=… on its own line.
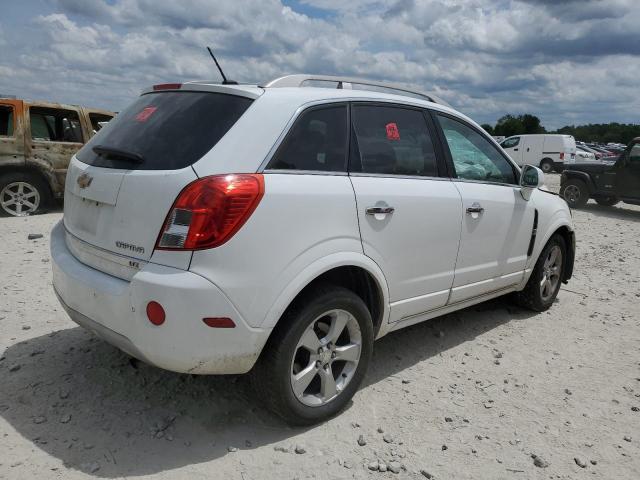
left=50, top=75, right=575, bottom=424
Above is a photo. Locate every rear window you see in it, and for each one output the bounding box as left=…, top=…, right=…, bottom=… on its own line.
left=76, top=92, right=253, bottom=170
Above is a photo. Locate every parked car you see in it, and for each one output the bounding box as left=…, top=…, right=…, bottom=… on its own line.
left=0, top=97, right=114, bottom=216
left=561, top=137, right=640, bottom=207
left=576, top=143, right=603, bottom=159
left=50, top=75, right=575, bottom=424
left=500, top=134, right=576, bottom=173
left=573, top=146, right=597, bottom=162
left=586, top=144, right=617, bottom=158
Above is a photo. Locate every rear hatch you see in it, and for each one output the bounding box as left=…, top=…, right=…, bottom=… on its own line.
left=63, top=88, right=255, bottom=276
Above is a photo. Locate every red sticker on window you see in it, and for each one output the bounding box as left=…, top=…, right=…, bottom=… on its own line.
left=386, top=122, right=400, bottom=141
left=135, top=106, right=157, bottom=122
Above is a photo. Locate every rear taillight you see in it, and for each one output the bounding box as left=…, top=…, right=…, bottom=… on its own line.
left=156, top=174, right=264, bottom=250
left=560, top=152, right=565, bottom=160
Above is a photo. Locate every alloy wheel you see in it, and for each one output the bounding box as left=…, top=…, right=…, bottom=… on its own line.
left=540, top=245, right=562, bottom=302
left=0, top=182, right=41, bottom=216
left=290, top=309, right=362, bottom=407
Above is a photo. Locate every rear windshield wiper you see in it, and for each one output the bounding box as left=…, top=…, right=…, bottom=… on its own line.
left=92, top=145, right=144, bottom=163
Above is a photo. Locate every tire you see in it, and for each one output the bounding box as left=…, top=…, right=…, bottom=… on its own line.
left=513, top=234, right=566, bottom=312
left=0, top=172, right=52, bottom=217
left=252, top=283, right=374, bottom=425
left=595, top=196, right=619, bottom=207
left=540, top=159, right=554, bottom=174
left=561, top=179, right=589, bottom=208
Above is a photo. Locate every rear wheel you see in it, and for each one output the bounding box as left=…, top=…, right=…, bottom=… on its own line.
left=514, top=234, right=566, bottom=312
left=595, top=196, right=619, bottom=207
left=0, top=173, right=51, bottom=217
left=540, top=159, right=554, bottom=174
left=252, top=284, right=374, bottom=425
left=561, top=179, right=589, bottom=208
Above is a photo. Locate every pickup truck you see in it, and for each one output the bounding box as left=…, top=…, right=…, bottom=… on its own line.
left=0, top=97, right=114, bottom=216
left=560, top=137, right=640, bottom=208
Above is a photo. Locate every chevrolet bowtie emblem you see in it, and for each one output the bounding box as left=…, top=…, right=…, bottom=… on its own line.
left=77, top=173, right=93, bottom=189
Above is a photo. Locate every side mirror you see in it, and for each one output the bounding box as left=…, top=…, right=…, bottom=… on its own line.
left=520, top=164, right=544, bottom=200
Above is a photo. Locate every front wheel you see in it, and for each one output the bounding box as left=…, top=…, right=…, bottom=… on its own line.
left=561, top=179, right=589, bottom=208
left=252, top=284, right=374, bottom=425
left=514, top=234, right=566, bottom=312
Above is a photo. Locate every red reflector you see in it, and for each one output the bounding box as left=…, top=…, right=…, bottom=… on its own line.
left=156, top=174, right=265, bottom=251
left=146, top=301, right=166, bottom=326
left=202, top=317, right=236, bottom=328
left=153, top=83, right=182, bottom=91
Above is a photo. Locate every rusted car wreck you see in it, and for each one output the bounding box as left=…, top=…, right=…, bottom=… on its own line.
left=0, top=97, right=114, bottom=216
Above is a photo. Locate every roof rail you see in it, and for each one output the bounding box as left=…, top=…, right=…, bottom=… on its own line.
left=264, top=74, right=450, bottom=107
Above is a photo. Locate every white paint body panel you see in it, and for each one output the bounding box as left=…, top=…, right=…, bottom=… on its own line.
left=51, top=84, right=575, bottom=375
left=350, top=176, right=462, bottom=321
left=449, top=182, right=534, bottom=303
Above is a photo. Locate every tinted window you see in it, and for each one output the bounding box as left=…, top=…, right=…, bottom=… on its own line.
left=30, top=107, right=83, bottom=143
left=438, top=115, right=516, bottom=184
left=77, top=92, right=252, bottom=170
left=351, top=105, right=438, bottom=177
left=501, top=137, right=520, bottom=148
left=268, top=106, right=347, bottom=171
left=0, top=105, right=13, bottom=137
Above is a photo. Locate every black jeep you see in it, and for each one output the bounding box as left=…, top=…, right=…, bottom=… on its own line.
left=560, top=137, right=640, bottom=208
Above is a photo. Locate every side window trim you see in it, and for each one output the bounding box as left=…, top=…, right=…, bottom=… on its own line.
left=429, top=110, right=520, bottom=185
left=347, top=101, right=446, bottom=180
left=264, top=102, right=349, bottom=174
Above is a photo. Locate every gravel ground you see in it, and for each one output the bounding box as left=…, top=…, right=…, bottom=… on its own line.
left=1, top=174, right=639, bottom=479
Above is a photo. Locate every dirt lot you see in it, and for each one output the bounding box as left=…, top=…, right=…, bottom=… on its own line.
left=1, top=174, right=639, bottom=480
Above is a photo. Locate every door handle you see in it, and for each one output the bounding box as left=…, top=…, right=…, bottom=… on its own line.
left=466, top=203, right=485, bottom=214
left=514, top=148, right=519, bottom=151
left=366, top=206, right=395, bottom=215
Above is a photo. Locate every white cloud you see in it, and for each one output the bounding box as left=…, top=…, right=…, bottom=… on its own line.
left=0, top=0, right=637, bottom=129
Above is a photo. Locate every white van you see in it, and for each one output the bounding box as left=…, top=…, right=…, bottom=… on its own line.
left=500, top=134, right=576, bottom=173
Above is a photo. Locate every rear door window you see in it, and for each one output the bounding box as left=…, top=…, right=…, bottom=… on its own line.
left=350, top=104, right=438, bottom=177
left=77, top=92, right=253, bottom=170
left=29, top=107, right=83, bottom=143
left=267, top=105, right=348, bottom=172
left=0, top=105, right=14, bottom=137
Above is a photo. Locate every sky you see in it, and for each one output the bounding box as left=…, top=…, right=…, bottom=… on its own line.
left=0, top=0, right=638, bottom=130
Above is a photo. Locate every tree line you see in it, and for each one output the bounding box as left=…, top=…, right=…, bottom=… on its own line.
left=481, top=114, right=640, bottom=144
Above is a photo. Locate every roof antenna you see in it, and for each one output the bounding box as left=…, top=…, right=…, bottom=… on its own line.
left=207, top=47, right=238, bottom=85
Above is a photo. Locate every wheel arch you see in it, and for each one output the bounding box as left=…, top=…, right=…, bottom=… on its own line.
left=533, top=222, right=575, bottom=284
left=261, top=253, right=390, bottom=338
left=561, top=170, right=596, bottom=194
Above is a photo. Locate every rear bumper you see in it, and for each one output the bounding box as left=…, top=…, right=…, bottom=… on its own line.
left=50, top=220, right=271, bottom=374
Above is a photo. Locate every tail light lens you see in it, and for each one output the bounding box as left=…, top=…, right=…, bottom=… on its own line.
left=560, top=152, right=565, bottom=160
left=156, top=174, right=264, bottom=250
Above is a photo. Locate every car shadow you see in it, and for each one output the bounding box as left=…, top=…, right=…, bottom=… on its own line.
left=581, top=202, right=640, bottom=222
left=0, top=297, right=538, bottom=477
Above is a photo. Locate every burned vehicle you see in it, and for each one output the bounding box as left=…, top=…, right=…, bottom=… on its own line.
left=0, top=97, right=114, bottom=216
